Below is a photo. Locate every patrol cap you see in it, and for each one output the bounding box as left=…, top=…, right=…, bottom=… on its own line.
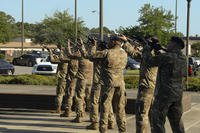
left=170, top=36, right=185, bottom=49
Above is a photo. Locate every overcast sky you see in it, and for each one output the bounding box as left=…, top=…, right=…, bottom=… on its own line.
left=1, top=0, right=200, bottom=35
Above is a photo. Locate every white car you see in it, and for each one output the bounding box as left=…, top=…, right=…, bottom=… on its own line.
left=32, top=61, right=58, bottom=75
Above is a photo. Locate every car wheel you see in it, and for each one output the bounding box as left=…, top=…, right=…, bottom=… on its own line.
left=7, top=70, right=13, bottom=75
left=28, top=61, right=33, bottom=67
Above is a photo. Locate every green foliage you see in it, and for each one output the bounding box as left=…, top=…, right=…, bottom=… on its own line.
left=117, top=4, right=183, bottom=46
left=0, top=11, right=17, bottom=43
left=15, top=22, right=37, bottom=38
left=90, top=26, right=115, bottom=34
left=0, top=75, right=57, bottom=86
left=33, top=10, right=86, bottom=46
left=124, top=75, right=139, bottom=89
left=187, top=77, right=200, bottom=92
left=191, top=42, right=200, bottom=57
left=0, top=74, right=199, bottom=92
left=0, top=54, right=5, bottom=59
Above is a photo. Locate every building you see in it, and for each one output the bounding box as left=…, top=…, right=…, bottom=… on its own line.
left=0, top=42, right=56, bottom=59
left=182, top=37, right=200, bottom=56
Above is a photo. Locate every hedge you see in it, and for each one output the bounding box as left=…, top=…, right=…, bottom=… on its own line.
left=0, top=74, right=57, bottom=86
left=0, top=74, right=199, bottom=91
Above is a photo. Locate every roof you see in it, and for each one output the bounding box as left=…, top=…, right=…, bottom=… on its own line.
left=0, top=42, right=57, bottom=49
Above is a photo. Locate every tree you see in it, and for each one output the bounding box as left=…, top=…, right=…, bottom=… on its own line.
left=33, top=10, right=86, bottom=46
left=0, top=11, right=17, bottom=43
left=117, top=4, right=183, bottom=46
left=191, top=42, right=200, bottom=57
left=90, top=26, right=115, bottom=34
left=15, top=22, right=37, bottom=38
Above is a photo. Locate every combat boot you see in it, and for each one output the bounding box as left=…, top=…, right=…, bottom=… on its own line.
left=51, top=106, right=61, bottom=114
left=60, top=109, right=71, bottom=117
left=86, top=122, right=99, bottom=130
left=108, top=121, right=115, bottom=129
left=71, top=116, right=82, bottom=123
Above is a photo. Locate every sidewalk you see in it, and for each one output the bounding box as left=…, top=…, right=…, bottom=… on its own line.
left=0, top=102, right=200, bottom=133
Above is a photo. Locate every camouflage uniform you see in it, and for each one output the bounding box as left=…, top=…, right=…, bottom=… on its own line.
left=75, top=57, right=93, bottom=119
left=146, top=46, right=187, bottom=133
left=68, top=45, right=93, bottom=121
left=91, top=45, right=128, bottom=133
left=87, top=58, right=115, bottom=130
left=63, top=59, right=78, bottom=115
left=123, top=42, right=158, bottom=133
left=49, top=49, right=68, bottom=112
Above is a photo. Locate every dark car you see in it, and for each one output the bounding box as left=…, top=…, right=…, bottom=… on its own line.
left=12, top=54, right=42, bottom=67
left=0, top=59, right=15, bottom=75
left=188, top=57, right=198, bottom=76
left=126, top=57, right=140, bottom=70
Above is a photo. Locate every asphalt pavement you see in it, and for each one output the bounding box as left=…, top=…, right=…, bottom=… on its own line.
left=13, top=65, right=33, bottom=75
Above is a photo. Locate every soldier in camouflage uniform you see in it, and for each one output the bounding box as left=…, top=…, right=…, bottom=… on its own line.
left=67, top=40, right=93, bottom=123
left=60, top=58, right=78, bottom=117
left=120, top=35, right=159, bottom=133
left=81, top=41, right=115, bottom=130
left=46, top=45, right=68, bottom=113
left=86, top=36, right=128, bottom=133
left=145, top=36, right=187, bottom=133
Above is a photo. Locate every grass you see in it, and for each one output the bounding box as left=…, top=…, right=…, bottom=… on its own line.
left=125, top=70, right=139, bottom=75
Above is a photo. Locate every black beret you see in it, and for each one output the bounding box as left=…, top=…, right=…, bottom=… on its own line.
left=170, top=36, right=185, bottom=49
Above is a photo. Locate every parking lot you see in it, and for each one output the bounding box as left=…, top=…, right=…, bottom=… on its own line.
left=14, top=66, right=32, bottom=75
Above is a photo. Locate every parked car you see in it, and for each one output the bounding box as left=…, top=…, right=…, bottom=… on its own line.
left=126, top=57, right=140, bottom=70
left=188, top=57, right=198, bottom=76
left=12, top=54, right=42, bottom=67
left=32, top=56, right=58, bottom=75
left=0, top=59, right=15, bottom=75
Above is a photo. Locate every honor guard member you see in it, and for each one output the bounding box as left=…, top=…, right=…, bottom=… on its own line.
left=146, top=36, right=187, bottom=133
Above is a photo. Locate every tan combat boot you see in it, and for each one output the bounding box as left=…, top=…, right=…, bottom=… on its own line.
left=71, top=116, right=82, bottom=123
left=86, top=122, right=99, bottom=130
left=60, top=109, right=71, bottom=117
left=51, top=106, right=61, bottom=114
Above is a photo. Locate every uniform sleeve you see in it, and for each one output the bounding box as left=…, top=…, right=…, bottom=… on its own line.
left=143, top=45, right=169, bottom=67
left=49, top=50, right=61, bottom=63
left=60, top=49, right=70, bottom=63
left=122, top=42, right=142, bottom=60
left=91, top=49, right=108, bottom=59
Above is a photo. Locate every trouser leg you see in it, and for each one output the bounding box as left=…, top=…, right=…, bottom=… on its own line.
left=113, top=85, right=127, bottom=133
left=75, top=78, right=86, bottom=117
left=151, top=99, right=169, bottom=133
left=90, top=82, right=101, bottom=123
left=85, top=82, right=92, bottom=112
left=99, top=86, right=115, bottom=133
left=55, top=77, right=66, bottom=109
left=167, top=100, right=185, bottom=133
left=135, top=86, right=154, bottom=133
left=65, top=77, right=77, bottom=111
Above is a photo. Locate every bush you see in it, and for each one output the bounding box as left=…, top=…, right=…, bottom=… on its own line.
left=187, top=77, right=200, bottom=92
left=0, top=74, right=199, bottom=92
left=0, top=75, right=57, bottom=86
left=0, top=54, right=5, bottom=59
left=124, top=75, right=139, bottom=89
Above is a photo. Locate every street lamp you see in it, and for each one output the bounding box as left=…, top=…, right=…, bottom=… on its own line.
left=75, top=0, right=77, bottom=44
left=99, top=0, right=103, bottom=41
left=186, top=0, right=192, bottom=89
left=21, top=0, right=24, bottom=55
left=175, top=0, right=178, bottom=33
